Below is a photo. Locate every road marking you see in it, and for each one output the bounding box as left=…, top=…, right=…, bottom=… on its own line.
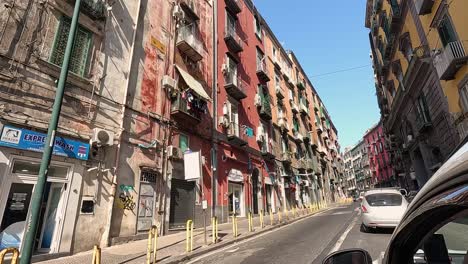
left=328, top=216, right=358, bottom=255
left=226, top=247, right=239, bottom=253
left=186, top=207, right=336, bottom=264
left=330, top=211, right=352, bottom=215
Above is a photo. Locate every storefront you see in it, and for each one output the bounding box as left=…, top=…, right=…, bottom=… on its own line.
left=0, top=124, right=88, bottom=254
left=264, top=176, right=275, bottom=213
left=228, top=169, right=245, bottom=217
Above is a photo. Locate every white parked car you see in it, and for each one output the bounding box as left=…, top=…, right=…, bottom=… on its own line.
left=361, top=189, right=408, bottom=232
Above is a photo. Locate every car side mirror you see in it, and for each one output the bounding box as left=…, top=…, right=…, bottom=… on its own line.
left=399, top=189, right=408, bottom=196
left=323, top=249, right=372, bottom=264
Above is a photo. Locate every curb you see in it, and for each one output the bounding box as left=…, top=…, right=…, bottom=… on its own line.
left=163, top=207, right=337, bottom=264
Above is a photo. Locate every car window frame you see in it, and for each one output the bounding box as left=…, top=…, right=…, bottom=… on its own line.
left=385, top=180, right=468, bottom=264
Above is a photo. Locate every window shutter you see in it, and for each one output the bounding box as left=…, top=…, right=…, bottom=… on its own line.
left=50, top=17, right=92, bottom=77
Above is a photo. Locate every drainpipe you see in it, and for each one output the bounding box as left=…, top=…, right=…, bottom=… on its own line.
left=211, top=0, right=218, bottom=219
left=101, top=0, right=142, bottom=247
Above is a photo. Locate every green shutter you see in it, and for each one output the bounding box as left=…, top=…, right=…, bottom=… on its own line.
left=179, top=134, right=189, bottom=152
left=50, top=17, right=92, bottom=77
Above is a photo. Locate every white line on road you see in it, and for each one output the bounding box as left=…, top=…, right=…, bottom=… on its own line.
left=186, top=207, right=335, bottom=264
left=328, top=216, right=358, bottom=255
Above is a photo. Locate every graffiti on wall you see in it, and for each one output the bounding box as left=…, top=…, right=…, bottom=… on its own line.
left=116, top=184, right=136, bottom=213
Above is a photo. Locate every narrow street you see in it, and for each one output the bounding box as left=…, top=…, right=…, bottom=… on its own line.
left=188, top=203, right=392, bottom=264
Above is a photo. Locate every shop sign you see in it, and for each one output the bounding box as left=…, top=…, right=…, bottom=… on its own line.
left=0, top=125, right=90, bottom=160
left=228, top=169, right=243, bottom=183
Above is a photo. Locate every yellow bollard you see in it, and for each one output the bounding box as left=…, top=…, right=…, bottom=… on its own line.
left=186, top=220, right=194, bottom=252
left=146, top=226, right=158, bottom=264
left=232, top=215, right=239, bottom=237
left=269, top=209, right=273, bottom=225
left=92, top=245, right=101, bottom=264
left=278, top=208, right=282, bottom=223
left=248, top=212, right=253, bottom=232
left=212, top=216, right=218, bottom=244
left=260, top=210, right=264, bottom=228
left=0, top=248, right=19, bottom=264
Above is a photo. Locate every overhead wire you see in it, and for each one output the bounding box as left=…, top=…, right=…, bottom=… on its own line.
left=310, top=64, right=372, bottom=78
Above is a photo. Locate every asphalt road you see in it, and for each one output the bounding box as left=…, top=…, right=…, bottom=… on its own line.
left=187, top=203, right=392, bottom=264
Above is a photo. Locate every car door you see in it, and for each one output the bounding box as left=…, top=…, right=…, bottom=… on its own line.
left=384, top=183, right=468, bottom=264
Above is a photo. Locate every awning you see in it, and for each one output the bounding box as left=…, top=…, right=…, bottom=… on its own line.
left=228, top=169, right=243, bottom=183
left=265, top=176, right=273, bottom=185
left=176, top=66, right=212, bottom=101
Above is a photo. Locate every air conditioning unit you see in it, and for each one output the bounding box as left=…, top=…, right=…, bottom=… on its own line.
left=91, top=128, right=114, bottom=146
left=254, top=94, right=262, bottom=107
left=256, top=126, right=264, bottom=142
left=162, top=75, right=176, bottom=90
left=173, top=5, right=184, bottom=19
left=167, top=145, right=183, bottom=159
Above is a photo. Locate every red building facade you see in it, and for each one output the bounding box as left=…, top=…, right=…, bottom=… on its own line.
left=364, top=122, right=395, bottom=187
left=215, top=0, right=279, bottom=221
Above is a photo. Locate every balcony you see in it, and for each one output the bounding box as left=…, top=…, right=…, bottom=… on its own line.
left=371, top=18, right=378, bottom=35
left=389, top=0, right=401, bottom=32
left=224, top=26, right=243, bottom=53
left=180, top=0, right=199, bottom=21
left=273, top=56, right=281, bottom=69
left=171, top=93, right=202, bottom=124
left=296, top=80, right=306, bottom=90
left=177, top=25, right=203, bottom=62
left=309, top=131, right=318, bottom=148
left=225, top=0, right=242, bottom=14
left=276, top=86, right=285, bottom=99
left=281, top=152, right=292, bottom=164
left=261, top=146, right=275, bottom=160
left=68, top=0, right=105, bottom=20
left=224, top=71, right=247, bottom=100
left=433, top=41, right=468, bottom=80
left=293, top=131, right=304, bottom=142
left=373, top=0, right=382, bottom=13
left=256, top=59, right=270, bottom=82
left=227, top=122, right=248, bottom=147
left=416, top=0, right=434, bottom=15
left=302, top=131, right=310, bottom=142
left=291, top=101, right=299, bottom=113
left=415, top=114, right=432, bottom=133
left=315, top=122, right=323, bottom=133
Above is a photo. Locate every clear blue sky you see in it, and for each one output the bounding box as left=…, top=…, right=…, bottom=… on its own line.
left=255, top=0, right=380, bottom=149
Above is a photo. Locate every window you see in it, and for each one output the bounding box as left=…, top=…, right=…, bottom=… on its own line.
left=416, top=94, right=431, bottom=123
left=460, top=82, right=468, bottom=112
left=392, top=61, right=405, bottom=91
left=365, top=193, right=402, bottom=206
left=254, top=16, right=262, bottom=39
left=50, top=16, right=92, bottom=77
left=272, top=46, right=277, bottom=58
left=179, top=134, right=189, bottom=153
left=288, top=88, right=294, bottom=101
left=281, top=137, right=288, bottom=153
left=256, top=48, right=264, bottom=70
left=260, top=121, right=270, bottom=152
left=293, top=117, right=299, bottom=132
left=399, top=32, right=413, bottom=62
left=228, top=100, right=239, bottom=136
left=226, top=54, right=238, bottom=84
left=437, top=14, right=457, bottom=47
left=275, top=72, right=281, bottom=89
left=226, top=11, right=236, bottom=36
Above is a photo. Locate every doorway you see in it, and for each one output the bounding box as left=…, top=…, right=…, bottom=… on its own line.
left=0, top=159, right=69, bottom=253
left=169, top=179, right=195, bottom=229
left=228, top=183, right=244, bottom=217
left=251, top=169, right=259, bottom=214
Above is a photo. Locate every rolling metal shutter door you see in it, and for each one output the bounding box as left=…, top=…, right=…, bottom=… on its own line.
left=169, top=179, right=195, bottom=229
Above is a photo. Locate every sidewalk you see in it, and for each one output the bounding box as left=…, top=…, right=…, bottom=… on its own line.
left=36, top=202, right=349, bottom=264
